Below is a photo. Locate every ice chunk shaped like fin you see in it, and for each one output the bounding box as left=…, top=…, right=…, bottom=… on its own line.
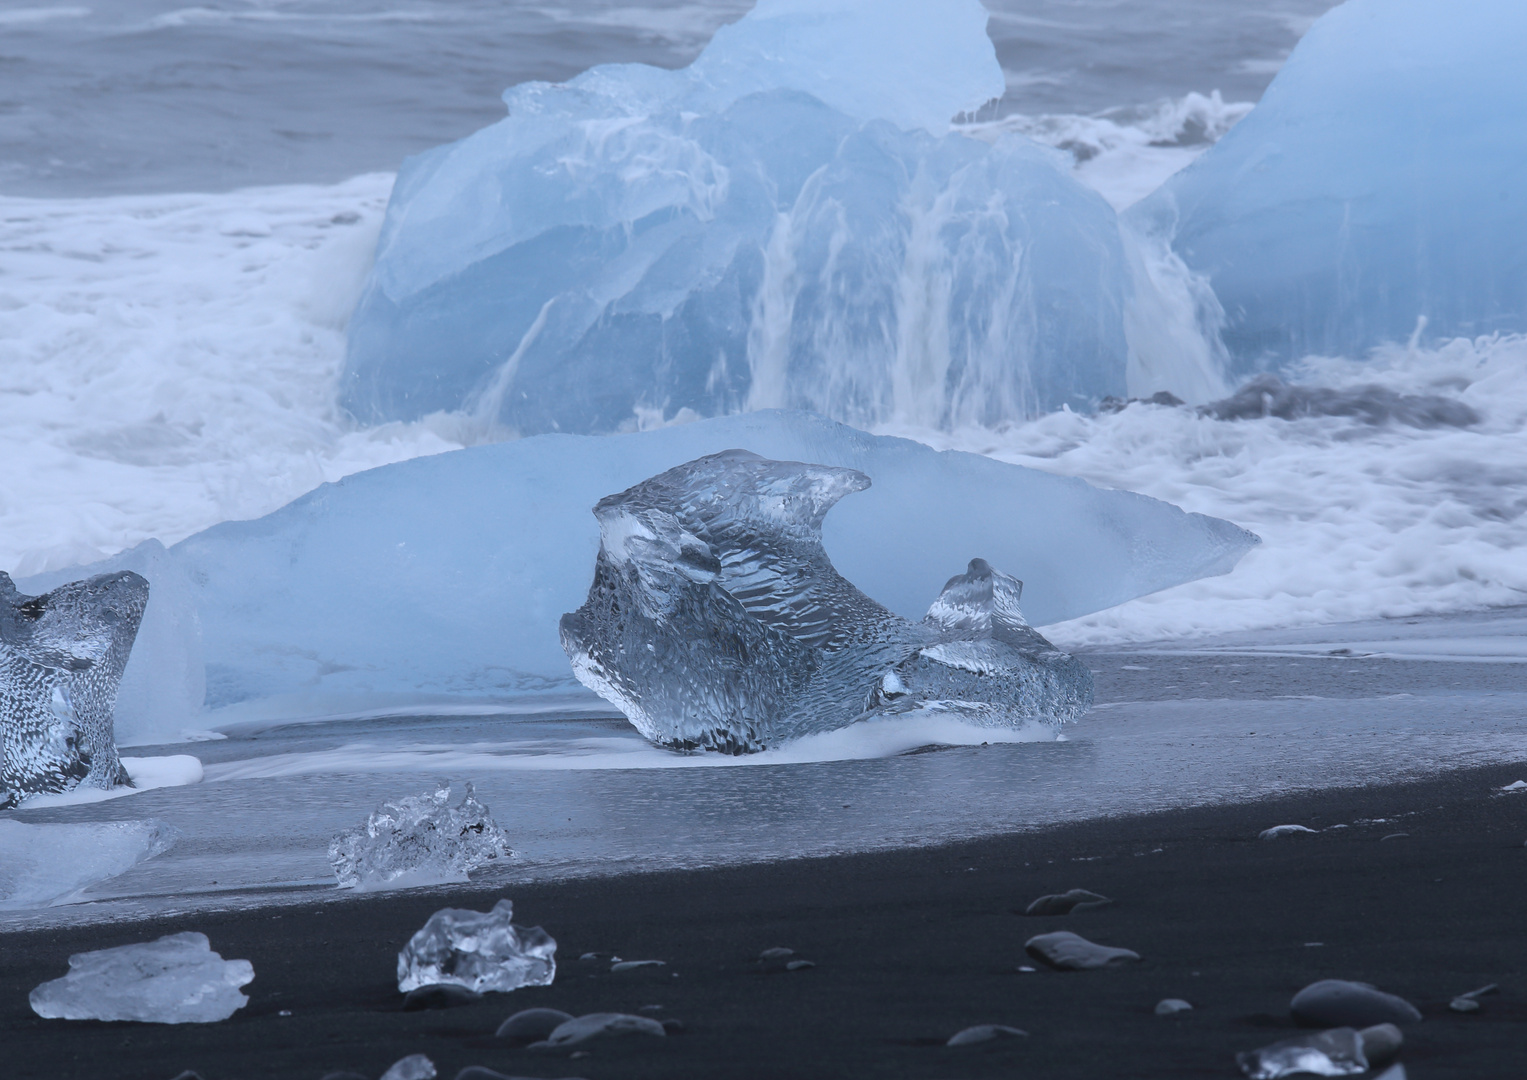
left=0, top=819, right=180, bottom=910
left=561, top=453, right=1094, bottom=753
left=328, top=782, right=511, bottom=891
left=1, top=570, right=147, bottom=804
left=397, top=898, right=556, bottom=994
left=29, top=932, right=254, bottom=1024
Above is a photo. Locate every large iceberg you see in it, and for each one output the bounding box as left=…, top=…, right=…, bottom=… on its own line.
left=561, top=452, right=1093, bottom=752
left=1130, top=0, right=1527, bottom=368
left=1, top=569, right=146, bottom=805
left=162, top=412, right=1256, bottom=719
left=343, top=0, right=1136, bottom=433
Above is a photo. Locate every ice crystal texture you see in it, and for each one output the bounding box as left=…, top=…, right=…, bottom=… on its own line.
left=343, top=0, right=1136, bottom=434
left=397, top=898, right=557, bottom=994
left=29, top=932, right=254, bottom=1024
left=1, top=570, right=147, bottom=806
left=1132, top=0, right=1527, bottom=368
left=1237, top=1028, right=1368, bottom=1079
left=560, top=451, right=1094, bottom=752
left=329, top=782, right=510, bottom=890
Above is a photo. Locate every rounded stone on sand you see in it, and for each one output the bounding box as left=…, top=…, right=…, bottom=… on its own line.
left=1259, top=824, right=1317, bottom=840
left=1291, top=979, right=1422, bottom=1027
left=496, top=1007, right=575, bottom=1043
left=1024, top=931, right=1140, bottom=971
left=1359, top=1023, right=1404, bottom=1065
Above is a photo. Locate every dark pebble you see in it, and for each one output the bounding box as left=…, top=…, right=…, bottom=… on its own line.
left=496, top=1008, right=576, bottom=1043
left=1022, top=888, right=1113, bottom=916
left=1291, top=980, right=1423, bottom=1027
left=402, top=984, right=483, bottom=1011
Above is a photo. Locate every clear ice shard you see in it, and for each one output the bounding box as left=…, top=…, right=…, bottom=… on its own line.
left=1130, top=0, right=1527, bottom=368
left=343, top=0, right=1135, bottom=434
left=329, top=782, right=510, bottom=891
left=0, top=819, right=179, bottom=910
left=559, top=451, right=1094, bottom=752
left=1237, top=1028, right=1368, bottom=1079
left=396, top=898, right=557, bottom=994
left=29, top=932, right=254, bottom=1024
left=1, top=570, right=148, bottom=807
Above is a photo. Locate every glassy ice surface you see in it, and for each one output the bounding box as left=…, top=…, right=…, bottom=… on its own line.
left=1132, top=0, right=1527, bottom=368
left=343, top=0, right=1136, bottom=433
left=3, top=609, right=1521, bottom=933
left=561, top=451, right=1092, bottom=751
left=0, top=819, right=178, bottom=909
left=158, top=412, right=1253, bottom=722
left=1, top=570, right=148, bottom=805
left=29, top=931, right=254, bottom=1024
left=329, top=782, right=509, bottom=891
left=1237, top=1028, right=1368, bottom=1079
left=397, top=898, right=556, bottom=994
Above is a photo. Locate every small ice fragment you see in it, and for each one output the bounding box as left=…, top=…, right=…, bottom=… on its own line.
left=1236, top=1027, right=1368, bottom=1079
left=379, top=1055, right=436, bottom=1080
left=610, top=960, right=665, bottom=972
left=497, top=1007, right=574, bottom=1043
left=1023, top=888, right=1112, bottom=915
left=785, top=960, right=815, bottom=971
left=1259, top=825, right=1317, bottom=840
left=1017, top=965, right=1037, bottom=973
left=1, top=570, right=148, bottom=805
left=946, top=1024, right=1029, bottom=1046
left=758, top=947, right=794, bottom=960
left=534, top=1012, right=666, bottom=1050
left=1024, top=930, right=1140, bottom=970
left=329, top=781, right=510, bottom=890
left=1155, top=999, right=1193, bottom=1016
left=29, top=932, right=253, bottom=1023
left=1449, top=996, right=1481, bottom=1013
left=397, top=899, right=556, bottom=994
left=1500, top=780, right=1527, bottom=791
left=1380, top=833, right=1409, bottom=842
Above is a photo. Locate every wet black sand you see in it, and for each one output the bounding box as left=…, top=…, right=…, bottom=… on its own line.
left=4, top=763, right=1525, bottom=1080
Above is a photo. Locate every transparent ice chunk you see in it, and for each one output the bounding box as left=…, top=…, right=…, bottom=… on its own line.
left=1, top=570, right=148, bottom=807
left=328, top=782, right=510, bottom=891
left=0, top=819, right=179, bottom=910
left=29, top=932, right=254, bottom=1024
left=559, top=451, right=1094, bottom=752
left=396, top=898, right=557, bottom=994
left=1237, top=1028, right=1368, bottom=1079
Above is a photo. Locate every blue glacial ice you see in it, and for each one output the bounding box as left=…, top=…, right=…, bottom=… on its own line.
left=150, top=412, right=1253, bottom=722
left=343, top=0, right=1141, bottom=433
left=1130, top=0, right=1527, bottom=369
left=561, top=451, right=1094, bottom=752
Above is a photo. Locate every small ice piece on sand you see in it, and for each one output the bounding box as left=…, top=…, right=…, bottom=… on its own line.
left=946, top=1024, right=1029, bottom=1046
left=560, top=452, right=1094, bottom=752
left=786, top=960, right=815, bottom=971
left=1448, top=982, right=1497, bottom=1013
left=1, top=570, right=148, bottom=806
left=1237, top=1027, right=1368, bottom=1079
left=1290, top=979, right=1422, bottom=1027
left=1023, top=888, right=1113, bottom=916
left=1155, top=999, right=1193, bottom=1016
left=532, top=1012, right=667, bottom=1051
left=497, top=1007, right=575, bottom=1043
left=397, top=899, right=556, bottom=994
left=329, top=782, right=510, bottom=891
left=1260, top=825, right=1318, bottom=840
left=610, top=960, right=666, bottom=973
left=379, top=1055, right=436, bottom=1080
left=1024, top=930, right=1140, bottom=971
left=29, top=932, right=254, bottom=1023
left=1500, top=780, right=1527, bottom=791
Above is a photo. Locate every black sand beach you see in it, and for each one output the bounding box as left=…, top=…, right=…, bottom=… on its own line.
left=5, top=763, right=1524, bottom=1080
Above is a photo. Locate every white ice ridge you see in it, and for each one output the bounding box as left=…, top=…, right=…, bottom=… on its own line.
left=52, top=412, right=1253, bottom=721
left=0, top=819, right=179, bottom=909
left=343, top=0, right=1194, bottom=435
left=1130, top=0, right=1527, bottom=367
left=29, top=932, right=254, bottom=1023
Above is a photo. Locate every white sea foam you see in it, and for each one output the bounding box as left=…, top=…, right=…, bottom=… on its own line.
left=17, top=755, right=205, bottom=808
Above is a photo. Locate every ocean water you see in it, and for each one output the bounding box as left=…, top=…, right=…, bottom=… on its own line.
left=4, top=0, right=1526, bottom=920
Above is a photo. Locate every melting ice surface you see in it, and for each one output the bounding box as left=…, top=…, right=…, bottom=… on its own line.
left=54, top=411, right=1251, bottom=730
left=343, top=0, right=1148, bottom=432
left=561, top=451, right=1093, bottom=752
left=1132, top=0, right=1527, bottom=368
left=1, top=570, right=148, bottom=804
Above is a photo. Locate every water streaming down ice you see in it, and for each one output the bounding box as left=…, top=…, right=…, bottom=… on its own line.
left=560, top=451, right=1093, bottom=752
left=1, top=570, right=147, bottom=805
left=343, top=0, right=1147, bottom=433
left=1130, top=0, right=1527, bottom=369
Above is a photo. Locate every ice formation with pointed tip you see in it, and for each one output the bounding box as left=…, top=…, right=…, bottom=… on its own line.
left=1, top=570, right=147, bottom=807
left=560, top=451, right=1094, bottom=752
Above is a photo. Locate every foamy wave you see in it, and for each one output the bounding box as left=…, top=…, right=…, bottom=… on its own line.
left=888, top=333, right=1527, bottom=645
